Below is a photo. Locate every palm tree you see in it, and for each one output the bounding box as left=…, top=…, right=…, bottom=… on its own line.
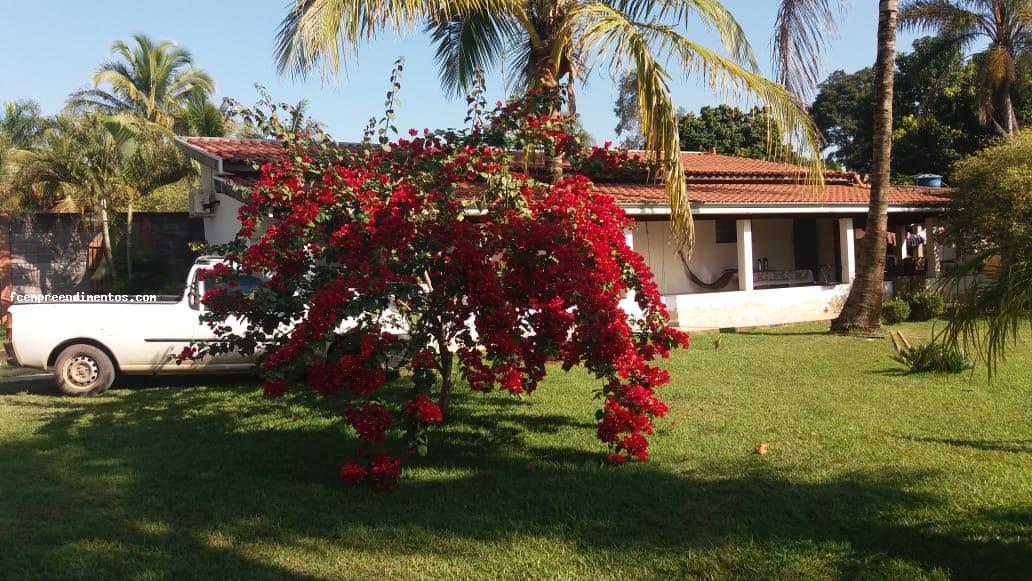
left=179, top=91, right=227, bottom=137
left=900, top=0, right=1032, bottom=137
left=1, top=100, right=46, bottom=150
left=274, top=0, right=826, bottom=247
left=1, top=100, right=47, bottom=197
left=71, top=34, right=215, bottom=131
left=773, top=1, right=900, bottom=333
left=9, top=114, right=139, bottom=276
left=828, top=0, right=899, bottom=333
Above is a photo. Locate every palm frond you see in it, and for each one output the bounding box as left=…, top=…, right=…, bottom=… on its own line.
left=274, top=0, right=519, bottom=78
left=899, top=0, right=983, bottom=45
left=773, top=0, right=845, bottom=99
left=939, top=244, right=1032, bottom=378
left=577, top=4, right=825, bottom=248
left=575, top=4, right=691, bottom=246
left=614, top=0, right=760, bottom=70
left=426, top=7, right=520, bottom=96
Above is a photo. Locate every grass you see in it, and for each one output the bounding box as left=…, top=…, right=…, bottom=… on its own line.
left=0, top=320, right=1029, bottom=579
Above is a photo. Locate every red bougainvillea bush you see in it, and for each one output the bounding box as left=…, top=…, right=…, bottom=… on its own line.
left=191, top=86, right=688, bottom=490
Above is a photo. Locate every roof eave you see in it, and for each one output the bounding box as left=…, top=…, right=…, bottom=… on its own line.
left=174, top=137, right=224, bottom=173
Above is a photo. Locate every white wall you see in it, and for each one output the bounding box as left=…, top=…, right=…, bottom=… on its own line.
left=750, top=218, right=795, bottom=271
left=631, top=220, right=738, bottom=295
left=203, top=194, right=245, bottom=245
left=671, top=284, right=852, bottom=330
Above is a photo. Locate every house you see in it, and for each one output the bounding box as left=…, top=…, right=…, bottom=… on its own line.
left=175, top=137, right=952, bottom=330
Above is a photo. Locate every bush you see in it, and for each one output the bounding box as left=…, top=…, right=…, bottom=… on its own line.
left=883, top=297, right=911, bottom=324
left=907, top=290, right=946, bottom=321
left=893, top=342, right=972, bottom=373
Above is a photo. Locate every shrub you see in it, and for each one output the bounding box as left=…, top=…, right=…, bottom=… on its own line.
left=187, top=85, right=689, bottom=481
left=883, top=297, right=911, bottom=324
left=907, top=290, right=946, bottom=321
left=893, top=342, right=972, bottom=373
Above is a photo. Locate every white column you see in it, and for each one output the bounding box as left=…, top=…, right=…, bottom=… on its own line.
left=620, top=226, right=643, bottom=320
left=897, top=224, right=909, bottom=259
left=737, top=219, right=754, bottom=291
left=839, top=217, right=856, bottom=284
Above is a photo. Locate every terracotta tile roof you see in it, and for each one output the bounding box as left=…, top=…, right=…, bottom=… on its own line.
left=218, top=174, right=948, bottom=208
left=625, top=150, right=861, bottom=182
left=192, top=138, right=949, bottom=209
left=594, top=182, right=951, bottom=207
left=178, top=137, right=289, bottom=165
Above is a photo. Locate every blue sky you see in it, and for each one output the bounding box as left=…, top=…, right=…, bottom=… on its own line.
left=2, top=1, right=922, bottom=144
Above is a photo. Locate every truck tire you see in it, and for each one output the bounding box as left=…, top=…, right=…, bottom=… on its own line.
left=54, top=344, right=116, bottom=396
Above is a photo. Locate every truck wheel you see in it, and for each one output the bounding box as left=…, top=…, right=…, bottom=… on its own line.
left=54, top=344, right=115, bottom=396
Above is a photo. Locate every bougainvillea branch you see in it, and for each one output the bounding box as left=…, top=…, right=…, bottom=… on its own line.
left=188, top=82, right=688, bottom=490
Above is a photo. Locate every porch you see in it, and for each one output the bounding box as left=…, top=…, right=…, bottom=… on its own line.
left=625, top=215, right=949, bottom=331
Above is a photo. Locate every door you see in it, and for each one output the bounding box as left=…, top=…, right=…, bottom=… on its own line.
left=793, top=218, right=819, bottom=277
left=192, top=272, right=264, bottom=369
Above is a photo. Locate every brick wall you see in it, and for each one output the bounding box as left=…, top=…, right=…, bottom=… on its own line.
left=0, top=213, right=205, bottom=315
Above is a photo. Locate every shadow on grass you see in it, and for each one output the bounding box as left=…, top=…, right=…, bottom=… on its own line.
left=909, top=437, right=1032, bottom=454
left=0, top=373, right=256, bottom=397
left=869, top=366, right=909, bottom=377
left=0, top=384, right=1028, bottom=578
left=732, top=330, right=831, bottom=337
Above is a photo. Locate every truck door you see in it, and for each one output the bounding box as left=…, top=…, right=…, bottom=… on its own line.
left=192, top=272, right=264, bottom=368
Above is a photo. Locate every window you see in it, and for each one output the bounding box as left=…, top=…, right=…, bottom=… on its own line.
left=715, top=219, right=737, bottom=244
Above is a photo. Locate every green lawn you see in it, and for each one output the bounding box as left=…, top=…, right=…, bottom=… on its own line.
left=0, top=321, right=1029, bottom=579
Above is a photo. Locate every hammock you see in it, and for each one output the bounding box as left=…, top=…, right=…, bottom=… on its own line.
left=677, top=250, right=738, bottom=291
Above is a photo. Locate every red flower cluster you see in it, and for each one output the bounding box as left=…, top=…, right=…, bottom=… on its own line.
left=339, top=454, right=402, bottom=490
left=369, top=454, right=402, bottom=490
left=345, top=402, right=394, bottom=443
left=196, top=89, right=690, bottom=482
left=568, top=146, right=661, bottom=182
left=339, top=460, right=367, bottom=485
left=404, top=394, right=443, bottom=424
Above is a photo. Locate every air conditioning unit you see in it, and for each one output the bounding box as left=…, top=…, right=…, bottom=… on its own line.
left=188, top=188, right=219, bottom=217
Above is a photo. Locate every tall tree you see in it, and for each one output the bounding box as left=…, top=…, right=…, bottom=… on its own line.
left=9, top=115, right=138, bottom=275
left=831, top=1, right=899, bottom=333
left=941, top=129, right=1032, bottom=377
left=900, top=0, right=1032, bottom=137
left=0, top=100, right=46, bottom=150
left=677, top=105, right=775, bottom=158
left=70, top=34, right=215, bottom=131
left=274, top=0, right=825, bottom=247
left=812, top=35, right=992, bottom=179
left=0, top=100, right=47, bottom=201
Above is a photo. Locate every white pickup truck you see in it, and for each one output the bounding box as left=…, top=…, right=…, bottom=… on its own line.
left=4, top=257, right=261, bottom=395
left=4, top=257, right=408, bottom=396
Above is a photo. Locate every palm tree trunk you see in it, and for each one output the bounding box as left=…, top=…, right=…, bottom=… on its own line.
left=526, top=7, right=567, bottom=184
left=530, top=57, right=564, bottom=183
left=125, top=198, right=134, bottom=281
left=1000, top=79, right=1018, bottom=137
left=99, top=198, right=117, bottom=279
left=831, top=0, right=897, bottom=334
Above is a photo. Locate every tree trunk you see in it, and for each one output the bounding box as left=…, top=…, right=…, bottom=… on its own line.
left=125, top=198, right=134, bottom=281
left=1000, top=79, right=1018, bottom=137
left=526, top=8, right=568, bottom=184
left=437, top=348, right=453, bottom=419
left=99, top=198, right=117, bottom=279
left=831, top=0, right=897, bottom=335
left=435, top=319, right=453, bottom=419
